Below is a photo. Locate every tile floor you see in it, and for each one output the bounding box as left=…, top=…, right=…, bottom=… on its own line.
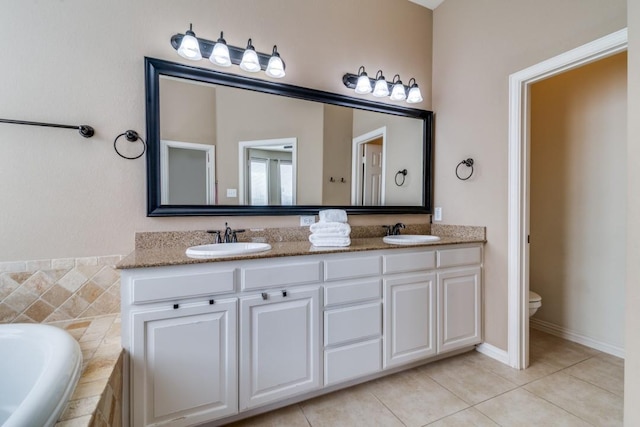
left=228, top=329, right=624, bottom=426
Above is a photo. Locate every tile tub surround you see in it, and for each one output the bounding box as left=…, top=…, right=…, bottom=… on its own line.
left=122, top=225, right=486, bottom=269
left=0, top=255, right=123, bottom=324
left=48, top=314, right=123, bottom=427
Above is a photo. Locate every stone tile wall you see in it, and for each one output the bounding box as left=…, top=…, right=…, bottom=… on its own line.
left=0, top=255, right=122, bottom=323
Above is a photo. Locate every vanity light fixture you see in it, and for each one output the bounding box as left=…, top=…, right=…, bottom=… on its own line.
left=171, top=24, right=286, bottom=78
left=372, top=70, right=390, bottom=97
left=343, top=67, right=423, bottom=104
left=354, top=66, right=373, bottom=94
left=390, top=75, right=407, bottom=101
left=176, top=24, right=202, bottom=60
left=406, top=78, right=424, bottom=104
left=239, top=39, right=261, bottom=72
left=210, top=32, right=231, bottom=67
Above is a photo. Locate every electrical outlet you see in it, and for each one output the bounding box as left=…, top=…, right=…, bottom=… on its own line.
left=300, top=216, right=315, bottom=226
left=434, top=207, right=442, bottom=221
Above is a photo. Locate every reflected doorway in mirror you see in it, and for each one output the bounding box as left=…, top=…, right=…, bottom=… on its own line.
left=160, top=140, right=216, bottom=205
left=352, top=127, right=387, bottom=206
left=238, top=138, right=297, bottom=205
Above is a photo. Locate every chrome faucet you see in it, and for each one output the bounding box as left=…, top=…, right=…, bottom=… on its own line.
left=382, top=223, right=406, bottom=236
left=391, top=223, right=406, bottom=235
left=223, top=222, right=245, bottom=243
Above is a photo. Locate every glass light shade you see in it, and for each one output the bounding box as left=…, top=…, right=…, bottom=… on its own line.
left=390, top=82, right=407, bottom=101
left=177, top=33, right=202, bottom=60
left=372, top=78, right=390, bottom=97
left=265, top=55, right=286, bottom=78
left=355, top=74, right=372, bottom=94
left=240, top=48, right=261, bottom=72
left=406, top=85, right=423, bottom=103
left=210, top=42, right=231, bottom=67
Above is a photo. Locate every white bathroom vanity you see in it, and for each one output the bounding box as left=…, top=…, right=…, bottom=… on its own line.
left=120, top=242, right=483, bottom=426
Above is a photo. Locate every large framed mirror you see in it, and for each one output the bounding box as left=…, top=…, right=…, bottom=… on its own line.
left=145, top=57, right=433, bottom=216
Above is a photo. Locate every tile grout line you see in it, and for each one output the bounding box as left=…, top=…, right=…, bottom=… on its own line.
left=366, top=387, right=409, bottom=426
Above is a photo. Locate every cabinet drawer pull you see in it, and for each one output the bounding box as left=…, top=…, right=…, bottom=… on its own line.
left=173, top=303, right=179, bottom=310
left=209, top=299, right=215, bottom=305
left=261, top=292, right=268, bottom=300
left=282, top=290, right=287, bottom=297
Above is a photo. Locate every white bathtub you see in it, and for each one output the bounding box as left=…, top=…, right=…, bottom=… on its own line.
left=0, top=323, right=82, bottom=427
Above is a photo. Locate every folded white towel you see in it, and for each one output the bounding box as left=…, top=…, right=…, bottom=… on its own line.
left=318, top=209, right=348, bottom=224
left=309, top=234, right=351, bottom=247
left=309, top=222, right=351, bottom=236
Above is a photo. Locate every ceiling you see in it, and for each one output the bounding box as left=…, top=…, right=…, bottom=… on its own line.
left=408, top=0, right=445, bottom=10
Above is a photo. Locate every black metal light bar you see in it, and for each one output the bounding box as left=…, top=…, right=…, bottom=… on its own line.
left=170, top=33, right=282, bottom=72
left=0, top=118, right=94, bottom=138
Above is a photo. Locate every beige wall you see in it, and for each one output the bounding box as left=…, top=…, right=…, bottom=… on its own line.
left=322, top=105, right=353, bottom=205
left=433, top=0, right=626, bottom=351
left=530, top=53, right=627, bottom=350
left=626, top=0, right=640, bottom=424
left=0, top=0, right=432, bottom=261
left=160, top=77, right=217, bottom=145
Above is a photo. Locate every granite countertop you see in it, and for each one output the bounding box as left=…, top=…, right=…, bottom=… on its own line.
left=118, top=233, right=486, bottom=270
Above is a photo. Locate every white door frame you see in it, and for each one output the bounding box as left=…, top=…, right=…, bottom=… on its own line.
left=507, top=28, right=627, bottom=369
left=351, top=127, right=387, bottom=205
left=160, top=139, right=216, bottom=205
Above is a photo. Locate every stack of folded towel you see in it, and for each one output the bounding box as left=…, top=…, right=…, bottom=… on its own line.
left=309, top=209, right=351, bottom=247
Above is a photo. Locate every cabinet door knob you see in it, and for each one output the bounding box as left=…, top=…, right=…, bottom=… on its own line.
left=282, top=290, right=287, bottom=297
left=261, top=292, right=268, bottom=300
left=173, top=303, right=179, bottom=310
left=209, top=299, right=215, bottom=305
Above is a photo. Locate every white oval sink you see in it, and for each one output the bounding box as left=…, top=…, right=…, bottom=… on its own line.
left=186, top=242, right=272, bottom=258
left=383, top=235, right=441, bottom=245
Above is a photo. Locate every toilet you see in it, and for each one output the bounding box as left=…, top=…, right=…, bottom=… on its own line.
left=529, top=291, right=542, bottom=317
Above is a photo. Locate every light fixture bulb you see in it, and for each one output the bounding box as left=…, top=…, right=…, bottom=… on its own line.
left=265, top=45, right=286, bottom=78
left=354, top=66, right=372, bottom=94
left=177, top=24, right=202, bottom=61
left=210, top=32, right=231, bottom=67
left=240, top=39, right=261, bottom=72
left=389, top=75, right=406, bottom=101
left=406, top=83, right=423, bottom=104
left=372, top=70, right=389, bottom=97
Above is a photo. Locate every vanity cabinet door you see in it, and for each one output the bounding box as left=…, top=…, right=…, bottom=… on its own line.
left=239, top=286, right=321, bottom=411
left=131, top=299, right=237, bottom=427
left=437, top=267, right=482, bottom=353
left=383, top=273, right=436, bottom=368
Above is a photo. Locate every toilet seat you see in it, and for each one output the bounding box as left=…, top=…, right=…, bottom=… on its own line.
left=529, top=291, right=542, bottom=308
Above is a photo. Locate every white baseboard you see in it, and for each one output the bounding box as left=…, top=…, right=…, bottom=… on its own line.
left=530, top=318, right=625, bottom=358
left=475, top=342, right=510, bottom=365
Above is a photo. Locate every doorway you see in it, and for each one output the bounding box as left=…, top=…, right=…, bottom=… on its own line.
left=351, top=127, right=387, bottom=206
left=506, top=29, right=627, bottom=369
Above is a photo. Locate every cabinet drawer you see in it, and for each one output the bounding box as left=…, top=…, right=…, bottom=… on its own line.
left=241, top=261, right=322, bottom=290
left=324, top=302, right=381, bottom=347
left=324, top=339, right=381, bottom=386
left=324, top=256, right=381, bottom=281
left=132, top=270, right=235, bottom=304
left=383, top=250, right=436, bottom=274
left=437, top=246, right=482, bottom=268
left=324, top=279, right=381, bottom=307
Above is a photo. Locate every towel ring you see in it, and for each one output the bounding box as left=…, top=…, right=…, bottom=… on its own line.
left=114, top=130, right=146, bottom=160
left=456, top=158, right=474, bottom=180
left=395, top=169, right=408, bottom=186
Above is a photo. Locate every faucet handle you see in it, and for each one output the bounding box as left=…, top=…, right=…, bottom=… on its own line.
left=231, top=229, right=245, bottom=243
left=206, top=230, right=222, bottom=243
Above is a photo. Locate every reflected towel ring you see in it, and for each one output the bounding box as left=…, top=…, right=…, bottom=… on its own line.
left=456, top=158, right=474, bottom=180
left=395, top=169, right=408, bottom=186
left=114, top=130, right=146, bottom=160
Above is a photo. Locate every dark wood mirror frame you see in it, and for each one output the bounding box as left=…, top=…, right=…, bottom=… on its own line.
left=145, top=57, right=433, bottom=216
